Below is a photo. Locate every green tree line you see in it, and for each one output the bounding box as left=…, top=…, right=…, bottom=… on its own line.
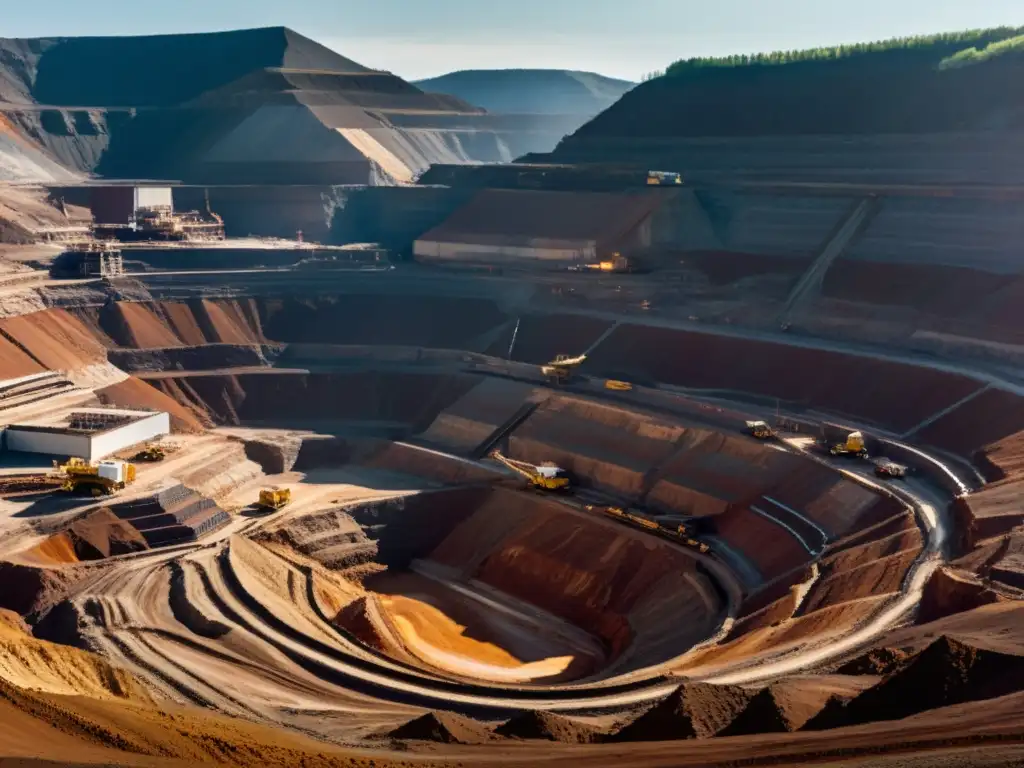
left=661, top=25, right=1024, bottom=77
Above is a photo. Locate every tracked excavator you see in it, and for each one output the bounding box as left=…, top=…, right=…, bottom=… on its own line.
left=541, top=353, right=587, bottom=386
left=55, top=458, right=136, bottom=496
left=489, top=451, right=571, bottom=492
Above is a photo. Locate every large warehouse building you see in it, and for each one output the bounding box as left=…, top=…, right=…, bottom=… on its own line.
left=4, top=408, right=170, bottom=461
left=413, top=189, right=671, bottom=267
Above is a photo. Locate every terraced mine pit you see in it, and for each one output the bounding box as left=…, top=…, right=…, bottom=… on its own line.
left=0, top=276, right=1021, bottom=767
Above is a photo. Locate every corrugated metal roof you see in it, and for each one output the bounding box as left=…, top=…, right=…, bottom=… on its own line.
left=417, top=189, right=666, bottom=248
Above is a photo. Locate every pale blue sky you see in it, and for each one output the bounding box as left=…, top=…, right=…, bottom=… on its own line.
left=5, top=1, right=1022, bottom=80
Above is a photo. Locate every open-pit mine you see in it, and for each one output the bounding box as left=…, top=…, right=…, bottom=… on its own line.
left=0, top=21, right=1023, bottom=768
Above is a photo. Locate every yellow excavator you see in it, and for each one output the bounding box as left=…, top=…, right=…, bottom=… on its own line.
left=258, top=487, right=291, bottom=511
left=56, top=458, right=136, bottom=496
left=541, top=353, right=587, bottom=386
left=830, top=431, right=870, bottom=459
left=490, top=451, right=571, bottom=492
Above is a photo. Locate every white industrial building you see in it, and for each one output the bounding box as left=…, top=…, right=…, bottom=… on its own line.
left=4, top=408, right=170, bottom=462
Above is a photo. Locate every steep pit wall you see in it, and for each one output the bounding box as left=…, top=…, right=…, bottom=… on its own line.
left=95, top=376, right=208, bottom=433
left=507, top=394, right=688, bottom=498
left=147, top=371, right=478, bottom=432
left=585, top=324, right=981, bottom=433
left=0, top=308, right=107, bottom=372
left=419, top=378, right=549, bottom=455
left=70, top=299, right=266, bottom=350
left=257, top=295, right=510, bottom=351
left=428, top=487, right=722, bottom=669
left=498, top=313, right=616, bottom=365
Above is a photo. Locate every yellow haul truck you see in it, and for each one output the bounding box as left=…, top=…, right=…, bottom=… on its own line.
left=830, top=431, right=869, bottom=459
left=258, top=487, right=292, bottom=511
left=745, top=420, right=775, bottom=440
left=57, top=458, right=136, bottom=496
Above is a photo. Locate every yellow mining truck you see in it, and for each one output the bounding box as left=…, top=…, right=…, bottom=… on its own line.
left=490, top=451, right=571, bottom=492
left=57, top=458, right=136, bottom=496
left=258, top=487, right=292, bottom=511
left=830, top=431, right=869, bottom=459
left=605, top=379, right=634, bottom=392
left=745, top=420, right=775, bottom=440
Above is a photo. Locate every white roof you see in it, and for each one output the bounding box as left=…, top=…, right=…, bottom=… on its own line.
left=536, top=466, right=563, bottom=478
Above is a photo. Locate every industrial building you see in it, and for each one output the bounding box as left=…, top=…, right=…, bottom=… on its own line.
left=91, top=186, right=175, bottom=225
left=4, top=408, right=170, bottom=461
left=413, top=189, right=670, bottom=267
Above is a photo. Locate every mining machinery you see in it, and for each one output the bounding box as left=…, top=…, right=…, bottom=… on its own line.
left=595, top=506, right=709, bottom=553
left=258, top=487, right=292, bottom=510
left=647, top=171, right=683, bottom=186
left=830, top=431, right=869, bottom=459
left=745, top=420, right=775, bottom=440
left=132, top=444, right=166, bottom=462
left=541, top=353, right=587, bottom=386
left=583, top=252, right=633, bottom=274
left=56, top=458, right=136, bottom=496
left=874, top=460, right=908, bottom=479
left=489, top=451, right=571, bottom=492
left=605, top=379, right=634, bottom=392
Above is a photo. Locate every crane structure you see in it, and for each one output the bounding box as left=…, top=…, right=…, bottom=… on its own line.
left=489, top=451, right=571, bottom=492
left=540, top=353, right=587, bottom=386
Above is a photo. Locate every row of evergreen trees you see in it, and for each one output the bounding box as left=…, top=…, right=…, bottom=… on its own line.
left=655, top=25, right=1024, bottom=78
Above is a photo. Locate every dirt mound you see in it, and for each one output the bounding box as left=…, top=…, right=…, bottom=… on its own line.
left=835, top=647, right=912, bottom=676
left=387, top=711, right=494, bottom=744
left=495, top=710, right=601, bottom=743
left=332, top=596, right=387, bottom=653
left=31, top=508, right=148, bottom=563
left=0, top=560, right=82, bottom=617
left=805, top=636, right=1024, bottom=730
left=719, top=682, right=838, bottom=735
left=0, top=609, right=28, bottom=635
left=0, top=609, right=148, bottom=701
left=95, top=375, right=208, bottom=433
left=918, top=567, right=1007, bottom=623
left=610, top=683, right=753, bottom=741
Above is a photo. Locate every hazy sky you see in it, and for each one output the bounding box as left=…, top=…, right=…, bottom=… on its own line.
left=5, top=1, right=1022, bottom=81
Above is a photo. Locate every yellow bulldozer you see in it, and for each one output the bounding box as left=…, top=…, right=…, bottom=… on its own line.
left=489, top=451, right=570, bottom=492
left=132, top=444, right=166, bottom=462
left=56, top=458, right=136, bottom=496
left=258, top=487, right=292, bottom=511
left=830, top=431, right=869, bottom=459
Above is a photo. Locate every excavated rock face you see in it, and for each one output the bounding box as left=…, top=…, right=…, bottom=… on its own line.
left=244, top=437, right=301, bottom=475
left=495, top=710, right=602, bottom=743
left=610, top=683, right=754, bottom=741
left=805, top=636, right=1024, bottom=730
left=918, top=567, right=1007, bottom=623
left=835, top=647, right=912, bottom=676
